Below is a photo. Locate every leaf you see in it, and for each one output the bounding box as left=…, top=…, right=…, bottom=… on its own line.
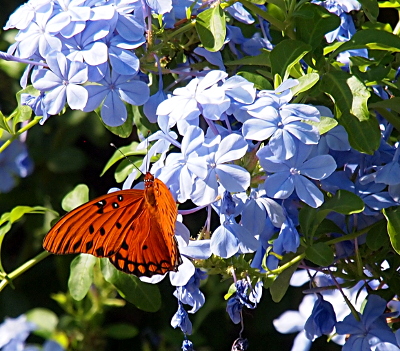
left=319, top=190, right=365, bottom=215
left=299, top=205, right=318, bottom=237
left=294, top=3, right=340, bottom=49
left=339, top=111, right=380, bottom=154
left=290, top=73, right=320, bottom=96
left=26, top=308, right=58, bottom=339
left=270, top=40, right=311, bottom=80
left=369, top=97, right=400, bottom=114
left=321, top=71, right=380, bottom=154
left=383, top=208, right=400, bottom=255
left=270, top=258, right=299, bottom=302
left=68, top=254, right=98, bottom=301
left=333, top=29, right=400, bottom=57
left=105, top=323, right=138, bottom=339
left=237, top=71, right=272, bottom=90
left=101, top=259, right=162, bottom=312
left=225, top=50, right=270, bottom=67
left=196, top=5, right=226, bottom=52
left=100, top=142, right=145, bottom=176
left=133, top=105, right=159, bottom=139
left=0, top=110, right=12, bottom=134
left=305, top=242, right=334, bottom=266
left=61, top=184, right=89, bottom=212
left=306, top=116, right=338, bottom=135
left=366, top=221, right=389, bottom=251
left=358, top=0, right=379, bottom=22
left=10, top=87, right=37, bottom=131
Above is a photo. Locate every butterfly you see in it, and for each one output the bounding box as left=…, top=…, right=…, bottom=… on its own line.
left=43, top=172, right=182, bottom=277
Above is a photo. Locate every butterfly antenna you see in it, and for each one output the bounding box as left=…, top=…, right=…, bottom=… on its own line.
left=110, top=143, right=143, bottom=175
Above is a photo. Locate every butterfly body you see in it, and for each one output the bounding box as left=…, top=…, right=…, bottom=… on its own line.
left=43, top=172, right=181, bottom=277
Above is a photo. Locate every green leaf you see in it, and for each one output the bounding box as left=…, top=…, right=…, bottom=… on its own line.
left=299, top=205, right=318, bottom=237
left=319, top=190, right=365, bottom=215
left=339, top=111, right=380, bottom=154
left=237, top=71, right=272, bottom=90
left=366, top=221, right=389, bottom=250
left=294, top=3, right=340, bottom=49
left=306, top=116, right=338, bottom=135
left=290, top=73, right=320, bottom=96
left=369, top=97, right=400, bottom=114
left=196, top=5, right=226, bottom=52
left=9, top=206, right=48, bottom=223
left=0, top=110, right=12, bottom=134
left=133, top=105, right=159, bottom=138
left=383, top=208, right=400, bottom=255
left=61, top=184, right=89, bottom=212
left=26, top=308, right=58, bottom=339
left=100, top=142, right=145, bottom=176
left=101, top=259, right=161, bottom=312
left=225, top=50, right=270, bottom=67
left=68, top=254, right=98, bottom=301
left=321, top=71, right=380, bottom=153
left=358, top=0, right=379, bottom=22
left=305, top=242, right=334, bottom=266
left=270, top=258, right=299, bottom=302
left=333, top=29, right=400, bottom=57
left=105, top=323, right=138, bottom=339
left=10, top=87, right=37, bottom=130
left=270, top=40, right=311, bottom=80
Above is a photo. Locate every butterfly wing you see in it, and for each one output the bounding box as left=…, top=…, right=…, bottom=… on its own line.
left=43, top=190, right=146, bottom=258
left=109, top=178, right=181, bottom=277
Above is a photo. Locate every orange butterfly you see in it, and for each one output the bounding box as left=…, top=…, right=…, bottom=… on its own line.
left=43, top=172, right=182, bottom=277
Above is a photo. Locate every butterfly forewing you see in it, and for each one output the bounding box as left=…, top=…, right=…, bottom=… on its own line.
left=43, top=189, right=146, bottom=257
left=43, top=173, right=181, bottom=278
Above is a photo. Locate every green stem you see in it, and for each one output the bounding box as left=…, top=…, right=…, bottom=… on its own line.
left=0, top=117, right=41, bottom=153
left=0, top=251, right=51, bottom=292
left=165, top=20, right=196, bottom=41
left=268, top=252, right=306, bottom=275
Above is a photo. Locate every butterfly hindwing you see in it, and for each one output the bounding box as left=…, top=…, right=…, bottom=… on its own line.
left=108, top=178, right=181, bottom=277
left=43, top=190, right=146, bottom=257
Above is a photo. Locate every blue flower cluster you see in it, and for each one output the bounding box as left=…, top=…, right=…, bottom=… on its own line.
left=6, top=0, right=153, bottom=126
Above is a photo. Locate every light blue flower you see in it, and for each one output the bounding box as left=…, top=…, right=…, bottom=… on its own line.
left=4, top=0, right=51, bottom=30
left=336, top=295, right=397, bottom=351
left=46, top=0, right=92, bottom=38
left=242, top=82, right=320, bottom=160
left=304, top=294, right=336, bottom=341
left=191, top=133, right=250, bottom=206
left=171, top=302, right=192, bottom=335
left=156, top=70, right=231, bottom=132
left=312, top=0, right=361, bottom=43
left=32, top=52, right=88, bottom=115
left=0, top=315, right=36, bottom=350
left=258, top=143, right=337, bottom=208
left=181, top=339, right=194, bottom=351
left=12, top=2, right=61, bottom=59
left=158, top=125, right=208, bottom=203
left=174, top=269, right=207, bottom=313
left=0, top=140, right=34, bottom=193
left=83, top=69, right=149, bottom=126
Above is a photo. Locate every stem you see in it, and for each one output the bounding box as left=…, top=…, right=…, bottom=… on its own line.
left=0, top=116, right=42, bottom=153
left=330, top=273, right=361, bottom=322
left=268, top=252, right=305, bottom=275
left=166, top=21, right=196, bottom=41
left=0, top=251, right=51, bottom=292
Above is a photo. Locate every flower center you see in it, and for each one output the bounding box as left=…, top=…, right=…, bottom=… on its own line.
left=290, top=167, right=300, bottom=175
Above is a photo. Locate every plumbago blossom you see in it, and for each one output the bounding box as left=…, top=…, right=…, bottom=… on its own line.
left=1, top=0, right=400, bottom=351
